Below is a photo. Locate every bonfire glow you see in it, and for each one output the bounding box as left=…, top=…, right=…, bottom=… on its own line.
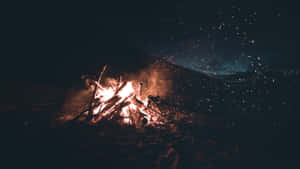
left=90, top=76, right=166, bottom=126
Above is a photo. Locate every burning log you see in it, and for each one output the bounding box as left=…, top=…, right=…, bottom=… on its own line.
left=91, top=95, right=121, bottom=122
left=102, top=95, right=122, bottom=111
left=95, top=94, right=134, bottom=122
left=114, top=81, right=128, bottom=95
left=133, top=96, right=162, bottom=117
left=70, top=103, right=102, bottom=122
left=87, top=65, right=107, bottom=120
left=139, top=82, right=143, bottom=97
left=107, top=100, right=131, bottom=120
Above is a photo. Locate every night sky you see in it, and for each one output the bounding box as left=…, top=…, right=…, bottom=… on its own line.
left=3, top=2, right=300, bottom=168
left=3, top=1, right=300, bottom=82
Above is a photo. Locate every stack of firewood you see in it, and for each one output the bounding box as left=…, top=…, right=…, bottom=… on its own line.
left=72, top=66, right=168, bottom=127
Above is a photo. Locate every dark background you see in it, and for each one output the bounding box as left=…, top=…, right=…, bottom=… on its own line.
left=2, top=0, right=300, bottom=84
left=2, top=1, right=300, bottom=169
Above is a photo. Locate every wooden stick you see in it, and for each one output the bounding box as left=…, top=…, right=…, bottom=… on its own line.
left=87, top=65, right=107, bottom=120
left=114, top=81, right=127, bottom=95
left=70, top=102, right=101, bottom=122
left=139, top=82, right=143, bottom=97
left=97, top=65, right=107, bottom=84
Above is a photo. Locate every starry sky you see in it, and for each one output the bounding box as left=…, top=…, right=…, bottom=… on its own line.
left=3, top=1, right=300, bottom=82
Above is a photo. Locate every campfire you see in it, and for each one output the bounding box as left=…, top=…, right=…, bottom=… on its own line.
left=71, top=65, right=168, bottom=127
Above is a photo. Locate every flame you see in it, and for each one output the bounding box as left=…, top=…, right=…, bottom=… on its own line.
left=118, top=82, right=134, bottom=98
left=59, top=62, right=175, bottom=127
left=90, top=76, right=165, bottom=126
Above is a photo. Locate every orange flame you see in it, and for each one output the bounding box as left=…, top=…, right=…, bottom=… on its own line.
left=90, top=76, right=166, bottom=126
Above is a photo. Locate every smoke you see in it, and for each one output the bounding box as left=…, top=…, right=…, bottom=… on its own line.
left=124, top=61, right=173, bottom=99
